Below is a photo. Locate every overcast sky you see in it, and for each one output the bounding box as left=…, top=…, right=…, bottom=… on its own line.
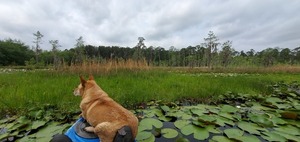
left=0, top=0, right=299, bottom=52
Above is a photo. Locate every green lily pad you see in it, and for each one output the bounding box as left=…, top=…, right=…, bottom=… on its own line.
left=0, top=133, right=9, bottom=141
left=181, top=124, right=209, bottom=140
left=158, top=115, right=172, bottom=122
left=139, top=118, right=163, bottom=130
left=248, top=113, right=273, bottom=127
left=26, top=122, right=69, bottom=142
left=251, top=103, right=272, bottom=111
left=190, top=108, right=208, bottom=116
left=270, top=117, right=287, bottom=125
left=143, top=109, right=162, bottom=118
left=138, top=124, right=149, bottom=132
left=198, top=115, right=216, bottom=123
left=237, top=121, right=266, bottom=135
left=261, top=131, right=286, bottom=142
left=234, top=135, right=261, bottom=142
left=206, top=125, right=221, bottom=134
left=161, top=128, right=178, bottom=138
left=274, top=125, right=300, bottom=136
left=286, top=120, right=300, bottom=128
left=214, top=115, right=234, bottom=126
left=266, top=97, right=283, bottom=104
left=0, top=116, right=17, bottom=124
left=181, top=114, right=193, bottom=120
left=224, top=128, right=244, bottom=139
left=206, top=107, right=220, bottom=114
left=136, top=131, right=153, bottom=141
left=0, top=131, right=18, bottom=141
left=218, top=112, right=235, bottom=120
left=220, top=105, right=238, bottom=113
left=161, top=105, right=170, bottom=113
left=274, top=103, right=292, bottom=109
left=181, top=124, right=195, bottom=135
left=174, top=120, right=190, bottom=129
left=31, top=120, right=47, bottom=130
left=166, top=111, right=192, bottom=119
left=193, top=128, right=209, bottom=140
left=9, top=118, right=31, bottom=132
left=273, top=130, right=300, bottom=142
left=210, top=136, right=232, bottom=142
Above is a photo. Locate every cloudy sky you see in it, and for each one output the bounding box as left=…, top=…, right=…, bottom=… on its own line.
left=0, top=0, right=299, bottom=52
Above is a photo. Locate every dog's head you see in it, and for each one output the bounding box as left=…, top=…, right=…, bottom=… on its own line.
left=73, top=75, right=96, bottom=96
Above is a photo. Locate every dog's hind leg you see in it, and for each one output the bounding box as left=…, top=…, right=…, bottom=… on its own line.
left=94, top=122, right=116, bottom=142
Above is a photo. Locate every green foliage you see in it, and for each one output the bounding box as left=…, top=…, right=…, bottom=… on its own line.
left=0, top=105, right=75, bottom=141
left=0, top=70, right=300, bottom=116
left=2, top=33, right=300, bottom=68
left=0, top=70, right=300, bottom=141
left=135, top=81, right=300, bottom=141
left=0, top=39, right=34, bottom=66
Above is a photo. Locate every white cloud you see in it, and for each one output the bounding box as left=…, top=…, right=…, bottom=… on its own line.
left=0, top=0, right=299, bottom=51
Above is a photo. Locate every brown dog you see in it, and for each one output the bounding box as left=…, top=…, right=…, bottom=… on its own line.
left=73, top=75, right=138, bottom=142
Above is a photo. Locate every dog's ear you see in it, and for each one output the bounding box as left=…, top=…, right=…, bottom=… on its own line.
left=80, top=75, right=87, bottom=87
left=88, top=75, right=94, bottom=80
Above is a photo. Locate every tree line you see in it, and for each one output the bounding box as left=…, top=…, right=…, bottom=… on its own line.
left=1, top=31, right=300, bottom=68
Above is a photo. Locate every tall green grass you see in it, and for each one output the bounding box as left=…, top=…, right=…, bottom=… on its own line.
left=0, top=69, right=299, bottom=117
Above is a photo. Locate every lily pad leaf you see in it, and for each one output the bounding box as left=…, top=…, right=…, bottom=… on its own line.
left=139, top=118, right=163, bottom=130
left=211, top=136, right=232, bottom=142
left=136, top=131, right=153, bottom=141
left=224, top=128, right=243, bottom=139
left=181, top=124, right=209, bottom=140
left=138, top=125, right=149, bottom=132
left=274, top=103, right=292, bottom=109
left=193, top=127, right=209, bottom=140
left=271, top=117, right=287, bottom=125
left=215, top=116, right=234, bottom=127
left=175, top=137, right=190, bottom=142
left=0, top=133, right=9, bottom=141
left=220, top=105, right=238, bottom=113
left=261, top=131, right=286, bottom=142
left=206, top=125, right=221, bottom=134
left=273, top=130, right=300, bottom=142
left=28, top=122, right=69, bottom=142
left=166, top=111, right=192, bottom=119
left=234, top=135, right=261, bottom=142
left=160, top=105, right=170, bottom=113
left=161, top=128, right=178, bottom=138
left=142, top=109, right=159, bottom=118
left=31, top=120, right=47, bottom=130
left=237, top=121, right=265, bottom=135
left=181, top=124, right=195, bottom=136
left=248, top=113, right=273, bottom=127
left=174, top=120, right=190, bottom=129
left=266, top=97, right=283, bottom=104
left=181, top=114, right=193, bottom=120
left=218, top=112, right=235, bottom=120
left=190, top=108, right=207, bottom=116
left=274, top=125, right=300, bottom=136
left=158, top=115, right=172, bottom=122
left=198, top=115, right=216, bottom=123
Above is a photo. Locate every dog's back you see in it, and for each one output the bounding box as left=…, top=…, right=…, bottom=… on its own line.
left=76, top=76, right=138, bottom=142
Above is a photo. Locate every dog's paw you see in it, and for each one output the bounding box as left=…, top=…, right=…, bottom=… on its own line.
left=84, top=126, right=95, bottom=132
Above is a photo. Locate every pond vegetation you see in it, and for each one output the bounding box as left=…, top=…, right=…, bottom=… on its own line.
left=0, top=69, right=299, bottom=141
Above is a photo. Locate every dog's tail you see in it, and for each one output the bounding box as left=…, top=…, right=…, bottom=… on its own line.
left=113, top=126, right=134, bottom=142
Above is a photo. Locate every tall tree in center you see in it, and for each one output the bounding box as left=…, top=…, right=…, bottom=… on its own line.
left=203, top=31, right=219, bottom=68
left=33, top=31, right=43, bottom=63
